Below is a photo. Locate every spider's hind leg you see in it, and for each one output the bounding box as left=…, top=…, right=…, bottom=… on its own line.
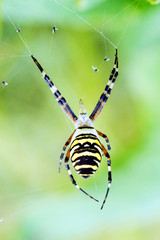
left=101, top=144, right=112, bottom=210
left=59, top=131, right=75, bottom=173
left=64, top=148, right=99, bottom=203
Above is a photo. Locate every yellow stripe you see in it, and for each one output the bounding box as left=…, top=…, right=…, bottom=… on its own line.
left=75, top=165, right=98, bottom=171
left=71, top=138, right=101, bottom=149
left=71, top=151, right=101, bottom=161
left=79, top=173, right=91, bottom=176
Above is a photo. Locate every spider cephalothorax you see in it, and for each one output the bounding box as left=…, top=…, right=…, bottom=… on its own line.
left=31, top=49, right=118, bottom=209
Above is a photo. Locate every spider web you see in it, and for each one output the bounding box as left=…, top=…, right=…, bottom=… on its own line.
left=0, top=0, right=140, bottom=226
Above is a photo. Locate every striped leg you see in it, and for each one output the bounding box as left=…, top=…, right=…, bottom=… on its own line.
left=101, top=144, right=112, bottom=210
left=59, top=131, right=75, bottom=173
left=65, top=148, right=99, bottom=203
left=90, top=49, right=118, bottom=122
left=96, top=130, right=111, bottom=151
left=31, top=55, right=78, bottom=125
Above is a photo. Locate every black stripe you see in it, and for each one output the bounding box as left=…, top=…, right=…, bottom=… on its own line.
left=74, top=158, right=99, bottom=167
left=108, top=171, right=112, bottom=181
left=70, top=141, right=101, bottom=152
left=110, top=68, right=116, bottom=76
left=48, top=81, right=54, bottom=88
left=71, top=147, right=101, bottom=156
left=115, top=72, right=118, bottom=78
left=107, top=160, right=111, bottom=166
left=78, top=126, right=94, bottom=129
left=105, top=85, right=109, bottom=91
left=54, top=90, right=61, bottom=98
left=72, top=155, right=100, bottom=163
left=75, top=134, right=99, bottom=140
left=78, top=168, right=95, bottom=175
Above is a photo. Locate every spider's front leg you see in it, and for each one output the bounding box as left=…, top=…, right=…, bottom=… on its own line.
left=96, top=130, right=111, bottom=151
left=89, top=49, right=118, bottom=122
left=59, top=131, right=75, bottom=173
left=31, top=55, right=78, bottom=125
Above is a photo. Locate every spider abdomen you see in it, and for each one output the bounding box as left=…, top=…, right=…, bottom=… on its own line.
left=70, top=128, right=102, bottom=178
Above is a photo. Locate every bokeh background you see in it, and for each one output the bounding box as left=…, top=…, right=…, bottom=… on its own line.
left=0, top=0, right=160, bottom=239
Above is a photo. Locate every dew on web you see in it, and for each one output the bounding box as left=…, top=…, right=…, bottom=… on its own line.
left=104, top=57, right=110, bottom=62
left=0, top=81, right=8, bottom=92
left=16, top=27, right=20, bottom=33
left=4, top=11, right=32, bottom=55
left=52, top=25, right=58, bottom=34
left=92, top=66, right=99, bottom=73
left=0, top=81, right=8, bottom=86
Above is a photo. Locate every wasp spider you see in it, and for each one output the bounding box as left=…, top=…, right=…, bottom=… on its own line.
left=31, top=49, right=118, bottom=209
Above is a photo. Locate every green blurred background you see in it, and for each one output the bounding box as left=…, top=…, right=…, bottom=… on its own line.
left=0, top=0, right=160, bottom=239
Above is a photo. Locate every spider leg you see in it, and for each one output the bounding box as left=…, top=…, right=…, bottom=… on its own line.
left=59, top=131, right=75, bottom=173
left=31, top=55, right=78, bottom=125
left=65, top=148, right=99, bottom=203
left=96, top=130, right=111, bottom=151
left=90, top=49, right=118, bottom=122
left=101, top=144, right=112, bottom=210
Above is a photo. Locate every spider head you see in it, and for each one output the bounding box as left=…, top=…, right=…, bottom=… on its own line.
left=75, top=100, right=93, bottom=128
left=79, top=99, right=87, bottom=114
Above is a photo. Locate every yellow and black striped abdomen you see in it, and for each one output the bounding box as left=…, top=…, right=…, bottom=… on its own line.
left=70, top=131, right=102, bottom=178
